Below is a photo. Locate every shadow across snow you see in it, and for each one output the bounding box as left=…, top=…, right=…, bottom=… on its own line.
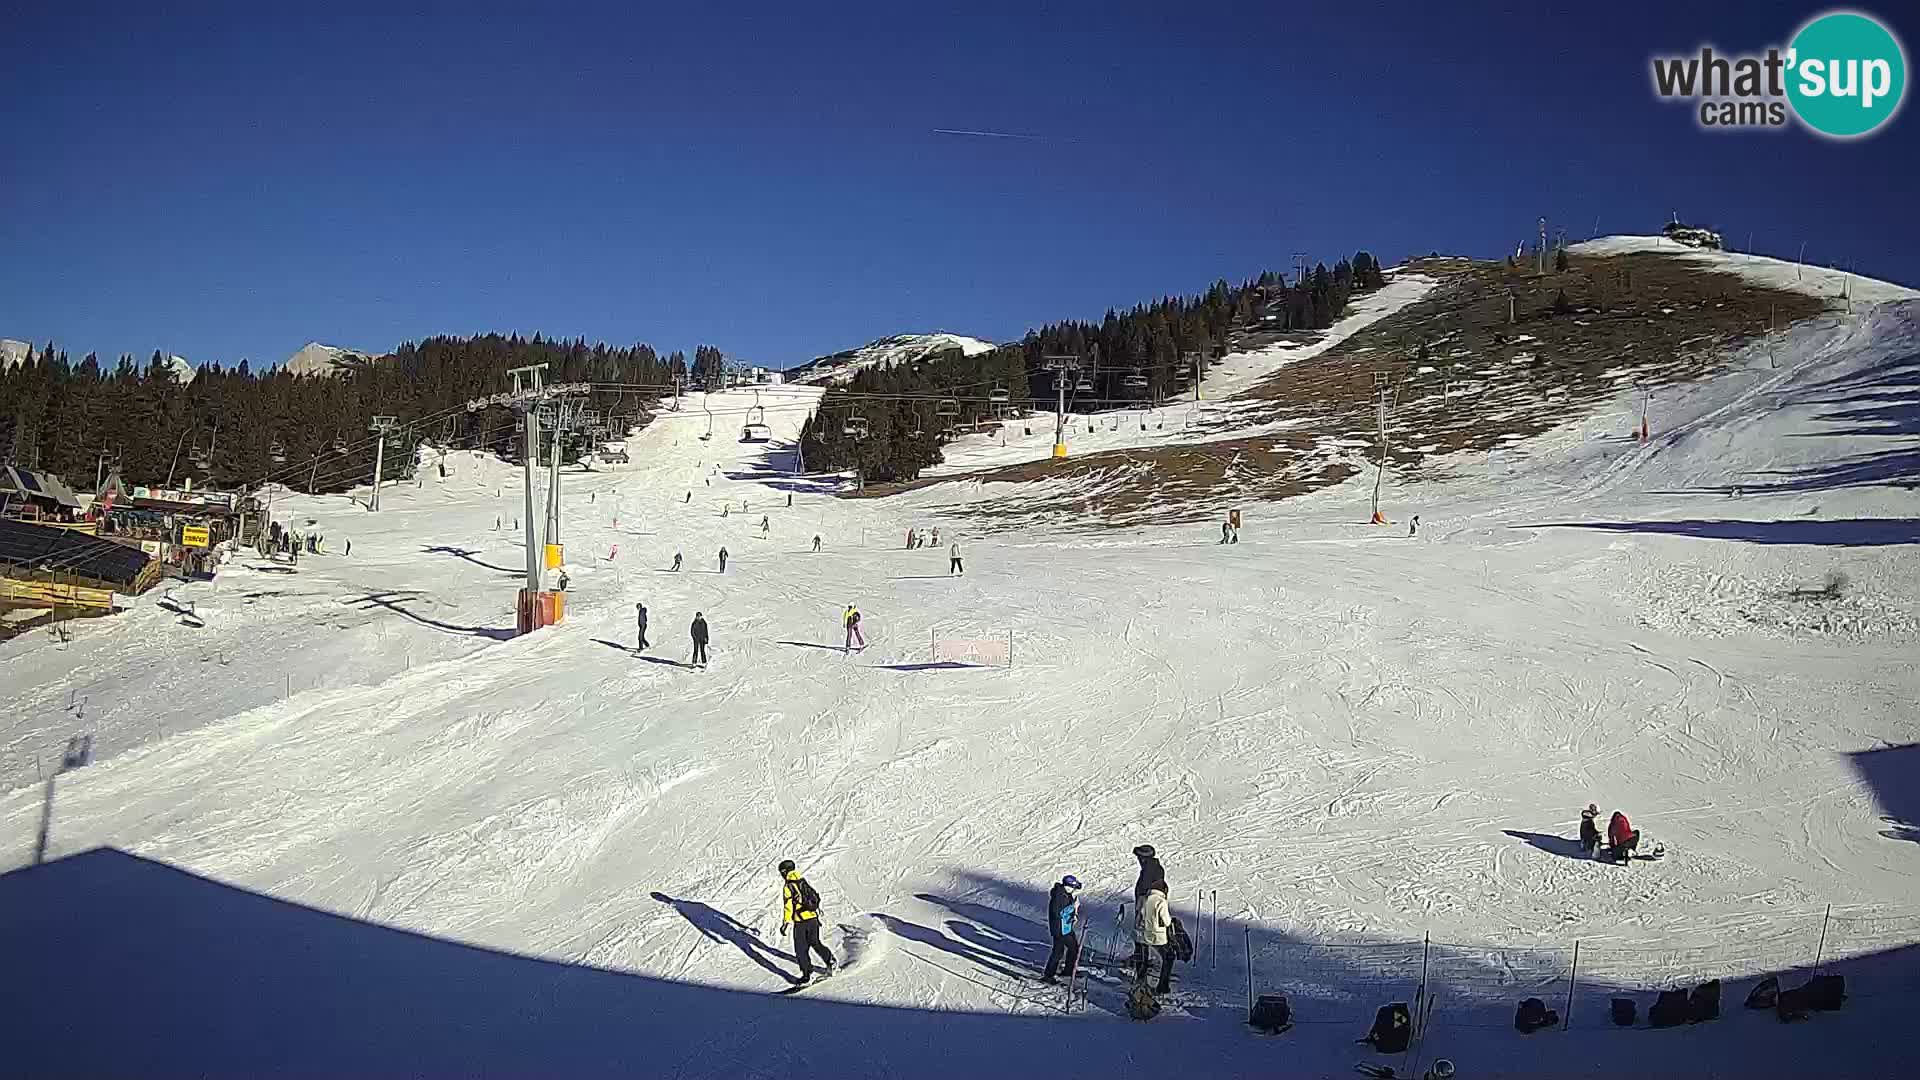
left=348, top=591, right=517, bottom=640
left=5, top=850, right=1917, bottom=1077
left=1525, top=518, right=1920, bottom=547
left=1847, top=744, right=1920, bottom=844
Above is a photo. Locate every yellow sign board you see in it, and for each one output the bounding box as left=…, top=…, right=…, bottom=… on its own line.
left=181, top=525, right=211, bottom=548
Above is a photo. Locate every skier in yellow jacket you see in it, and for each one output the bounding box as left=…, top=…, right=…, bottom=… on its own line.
left=780, top=859, right=836, bottom=985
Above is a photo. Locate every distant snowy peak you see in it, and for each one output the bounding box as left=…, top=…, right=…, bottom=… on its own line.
left=284, top=341, right=382, bottom=377
left=3, top=339, right=195, bottom=382
left=790, top=332, right=999, bottom=386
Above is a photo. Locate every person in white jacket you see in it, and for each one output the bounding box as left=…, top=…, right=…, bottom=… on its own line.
left=1134, top=879, right=1174, bottom=993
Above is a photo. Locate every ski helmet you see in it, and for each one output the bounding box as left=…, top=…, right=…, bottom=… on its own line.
left=778, top=859, right=795, bottom=874
left=1062, top=875, right=1082, bottom=890
left=1133, top=844, right=1155, bottom=859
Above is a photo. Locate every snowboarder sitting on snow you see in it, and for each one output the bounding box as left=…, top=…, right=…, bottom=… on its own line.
left=1579, top=803, right=1601, bottom=858
left=1042, top=874, right=1083, bottom=984
left=1606, top=810, right=1640, bottom=862
left=779, top=859, right=835, bottom=985
left=1133, top=844, right=1166, bottom=903
left=1134, top=880, right=1174, bottom=994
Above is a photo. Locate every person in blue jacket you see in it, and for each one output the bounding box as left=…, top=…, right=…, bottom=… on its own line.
left=1041, top=874, right=1083, bottom=983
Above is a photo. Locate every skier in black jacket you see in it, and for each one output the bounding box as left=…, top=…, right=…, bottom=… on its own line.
left=1133, top=844, right=1166, bottom=902
left=635, top=602, right=650, bottom=652
left=690, top=612, right=710, bottom=667
left=1042, top=874, right=1083, bottom=983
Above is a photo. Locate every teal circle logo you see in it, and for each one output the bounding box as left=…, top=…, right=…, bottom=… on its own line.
left=1787, top=11, right=1906, bottom=138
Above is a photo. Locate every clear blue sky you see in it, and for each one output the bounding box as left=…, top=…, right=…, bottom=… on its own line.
left=2, top=2, right=1914, bottom=371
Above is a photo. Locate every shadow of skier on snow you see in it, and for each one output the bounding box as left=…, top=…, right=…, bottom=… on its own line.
left=871, top=914, right=1030, bottom=982
left=1501, top=829, right=1591, bottom=860
left=650, top=892, right=799, bottom=984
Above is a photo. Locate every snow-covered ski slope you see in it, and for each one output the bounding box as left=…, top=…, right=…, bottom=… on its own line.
left=923, top=271, right=1440, bottom=477
left=3, top=250, right=1919, bottom=1078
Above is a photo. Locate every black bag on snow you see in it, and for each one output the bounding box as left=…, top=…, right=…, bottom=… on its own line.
left=1649, top=989, right=1691, bottom=1028
left=1776, top=985, right=1813, bottom=1022
left=1249, top=993, right=1292, bottom=1033
left=1688, top=979, right=1721, bottom=1022
left=1170, top=917, right=1195, bottom=963
left=1361, top=1003, right=1412, bottom=1053
left=1745, top=976, right=1779, bottom=1010
left=1611, top=997, right=1637, bottom=1027
left=1802, top=974, right=1845, bottom=1011
left=1127, top=983, right=1162, bottom=1021
left=1514, top=996, right=1558, bottom=1033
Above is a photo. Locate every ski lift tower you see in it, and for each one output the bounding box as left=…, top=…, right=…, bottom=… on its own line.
left=1370, top=372, right=1392, bottom=525
left=367, top=416, right=398, bottom=511
left=1042, top=355, right=1082, bottom=459
left=475, top=362, right=577, bottom=634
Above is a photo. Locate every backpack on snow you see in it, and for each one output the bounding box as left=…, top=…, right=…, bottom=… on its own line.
left=1127, top=983, right=1162, bottom=1021
left=1801, top=974, right=1845, bottom=1011
left=1249, top=993, right=1292, bottom=1033
left=1688, top=979, right=1721, bottom=1023
left=1610, top=997, right=1637, bottom=1027
left=1649, top=989, right=1691, bottom=1028
left=1361, top=1003, right=1411, bottom=1054
left=1514, top=996, right=1558, bottom=1033
left=1170, top=917, right=1194, bottom=963
left=1745, top=976, right=1779, bottom=1010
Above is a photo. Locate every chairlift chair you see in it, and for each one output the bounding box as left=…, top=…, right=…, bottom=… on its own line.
left=1124, top=373, right=1149, bottom=389
left=269, top=440, right=288, bottom=465
left=1075, top=376, right=1094, bottom=392
left=988, top=385, right=1010, bottom=405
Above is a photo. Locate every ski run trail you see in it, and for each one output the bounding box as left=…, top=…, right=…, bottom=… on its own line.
left=4, top=239, right=1919, bottom=1078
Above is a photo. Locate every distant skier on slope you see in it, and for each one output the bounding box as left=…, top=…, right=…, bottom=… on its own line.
left=812, top=535, right=823, bottom=553
left=1606, top=810, right=1640, bottom=862
left=1134, top=880, right=1174, bottom=994
left=779, top=859, right=835, bottom=985
left=1042, top=874, right=1083, bottom=984
left=1221, top=522, right=1232, bottom=544
left=1133, top=844, right=1166, bottom=903
left=843, top=604, right=865, bottom=653
left=1579, top=803, right=1601, bottom=858
left=761, top=515, right=770, bottom=535
left=690, top=612, right=710, bottom=667
left=635, top=602, right=650, bottom=652
left=1409, top=515, right=1421, bottom=537
left=718, top=547, right=729, bottom=573
left=671, top=552, right=683, bottom=572
left=948, top=541, right=963, bottom=576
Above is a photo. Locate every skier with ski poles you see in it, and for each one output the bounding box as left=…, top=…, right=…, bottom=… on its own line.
left=690, top=612, right=710, bottom=667
left=671, top=551, right=683, bottom=572
left=779, top=859, right=835, bottom=985
left=812, top=535, right=823, bottom=553
left=1042, top=874, right=1083, bottom=984
left=843, top=604, right=865, bottom=653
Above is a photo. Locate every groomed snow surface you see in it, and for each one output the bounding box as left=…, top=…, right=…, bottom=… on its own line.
left=4, top=251, right=1920, bottom=1077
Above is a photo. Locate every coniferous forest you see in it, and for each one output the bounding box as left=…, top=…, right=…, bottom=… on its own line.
left=2, top=251, right=1387, bottom=493
left=801, top=251, right=1386, bottom=482
left=0, top=336, right=697, bottom=495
